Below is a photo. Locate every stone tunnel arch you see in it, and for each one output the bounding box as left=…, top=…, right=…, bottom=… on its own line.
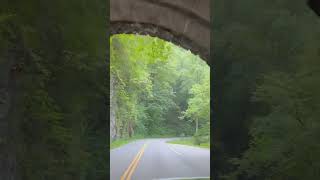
left=110, top=0, right=211, bottom=141
left=110, top=0, right=210, bottom=63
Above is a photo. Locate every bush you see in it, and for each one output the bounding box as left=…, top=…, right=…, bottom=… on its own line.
left=193, top=133, right=208, bottom=145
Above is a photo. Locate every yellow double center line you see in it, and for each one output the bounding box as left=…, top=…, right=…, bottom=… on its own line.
left=120, top=143, right=148, bottom=180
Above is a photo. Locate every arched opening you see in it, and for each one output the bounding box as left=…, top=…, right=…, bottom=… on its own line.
left=110, top=34, right=210, bottom=180
left=110, top=0, right=211, bottom=64
left=110, top=22, right=210, bottom=62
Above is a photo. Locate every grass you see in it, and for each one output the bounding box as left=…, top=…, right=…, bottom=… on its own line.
left=110, top=134, right=176, bottom=149
left=110, top=135, right=144, bottom=149
left=110, top=135, right=210, bottom=150
left=167, top=138, right=210, bottom=149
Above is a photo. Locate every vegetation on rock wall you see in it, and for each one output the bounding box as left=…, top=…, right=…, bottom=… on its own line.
left=212, top=0, right=320, bottom=179
left=1, top=1, right=108, bottom=179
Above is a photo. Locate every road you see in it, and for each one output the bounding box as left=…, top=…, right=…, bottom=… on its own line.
left=110, top=138, right=210, bottom=180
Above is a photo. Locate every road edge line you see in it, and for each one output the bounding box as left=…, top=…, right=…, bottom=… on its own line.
left=168, top=144, right=182, bottom=156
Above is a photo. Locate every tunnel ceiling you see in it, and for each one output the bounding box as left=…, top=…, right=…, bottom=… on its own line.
left=110, top=0, right=210, bottom=63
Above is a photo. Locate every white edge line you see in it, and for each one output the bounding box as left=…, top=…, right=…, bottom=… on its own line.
left=167, top=144, right=183, bottom=156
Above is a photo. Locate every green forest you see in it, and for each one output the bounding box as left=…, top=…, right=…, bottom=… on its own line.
left=110, top=34, right=210, bottom=146
left=213, top=0, right=320, bottom=179
left=1, top=0, right=108, bottom=179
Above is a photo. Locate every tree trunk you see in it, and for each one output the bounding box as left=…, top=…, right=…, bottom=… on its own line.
left=195, top=118, right=198, bottom=134
left=128, top=120, right=134, bottom=138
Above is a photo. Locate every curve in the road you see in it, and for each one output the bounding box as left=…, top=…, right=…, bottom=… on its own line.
left=111, top=138, right=210, bottom=180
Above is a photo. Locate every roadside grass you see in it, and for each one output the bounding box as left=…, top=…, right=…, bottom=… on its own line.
left=110, top=134, right=177, bottom=149
left=167, top=138, right=210, bottom=149
left=110, top=135, right=144, bottom=149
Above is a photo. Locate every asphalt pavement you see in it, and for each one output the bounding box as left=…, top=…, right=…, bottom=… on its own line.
left=110, top=138, right=210, bottom=180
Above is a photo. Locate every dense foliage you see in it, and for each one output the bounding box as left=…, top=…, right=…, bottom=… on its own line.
left=1, top=1, right=107, bottom=179
left=110, top=34, right=210, bottom=142
left=212, top=0, right=320, bottom=179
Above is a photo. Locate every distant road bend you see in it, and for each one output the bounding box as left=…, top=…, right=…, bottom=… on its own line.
left=110, top=138, right=210, bottom=180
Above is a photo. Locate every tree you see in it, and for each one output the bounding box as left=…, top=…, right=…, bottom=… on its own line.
left=1, top=1, right=108, bottom=179
left=110, top=34, right=210, bottom=139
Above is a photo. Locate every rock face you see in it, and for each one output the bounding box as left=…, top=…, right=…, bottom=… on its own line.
left=110, top=0, right=211, bottom=63
left=110, top=74, right=117, bottom=141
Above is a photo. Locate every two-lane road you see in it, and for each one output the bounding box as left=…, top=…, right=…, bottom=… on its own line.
left=110, top=138, right=210, bottom=180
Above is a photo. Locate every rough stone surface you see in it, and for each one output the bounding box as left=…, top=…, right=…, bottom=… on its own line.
left=110, top=0, right=210, bottom=62
left=110, top=22, right=207, bottom=61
